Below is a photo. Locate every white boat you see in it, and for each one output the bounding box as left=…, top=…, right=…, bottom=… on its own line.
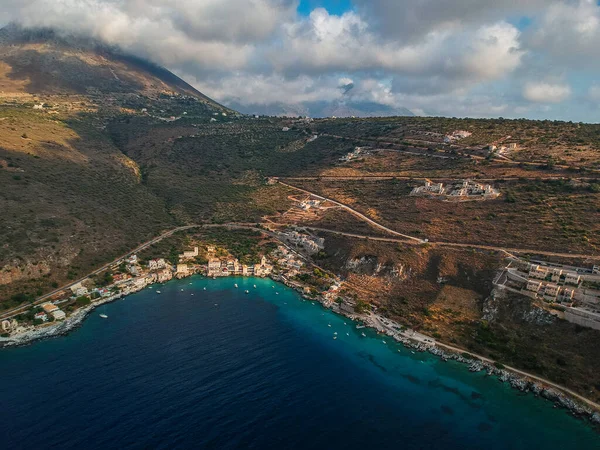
left=181, top=289, right=184, bottom=292
left=333, top=336, right=337, bottom=340
left=276, top=292, right=279, bottom=295
left=234, top=284, right=238, bottom=288
left=245, top=290, right=249, bottom=294
left=99, top=314, right=108, bottom=319
left=328, top=324, right=332, bottom=328
left=346, top=333, right=349, bottom=336
left=156, top=291, right=161, bottom=294
left=212, top=276, right=216, bottom=279
left=253, top=285, right=257, bottom=289
left=356, top=325, right=365, bottom=329
left=361, top=332, right=366, bottom=337
left=203, top=287, right=207, bottom=291
left=382, top=340, right=387, bottom=344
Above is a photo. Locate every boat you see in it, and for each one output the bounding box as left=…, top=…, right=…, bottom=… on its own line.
left=333, top=336, right=337, bottom=340
left=356, top=325, right=365, bottom=329
left=212, top=276, right=216, bottom=279
left=234, top=284, right=238, bottom=288
left=156, top=291, right=161, bottom=294
left=276, top=292, right=279, bottom=295
left=181, top=289, right=184, bottom=292
left=334, top=332, right=338, bottom=335
left=245, top=290, right=249, bottom=294
left=382, top=340, right=387, bottom=344
left=346, top=333, right=349, bottom=336
left=361, top=332, right=366, bottom=337
left=328, top=324, right=332, bottom=327
left=253, top=285, right=257, bottom=289
left=99, top=314, right=108, bottom=319
left=203, top=287, right=207, bottom=291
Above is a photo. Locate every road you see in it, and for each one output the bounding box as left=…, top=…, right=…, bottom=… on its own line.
left=320, top=133, right=600, bottom=173
left=277, top=181, right=600, bottom=260
left=277, top=180, right=426, bottom=244
left=279, top=175, right=600, bottom=182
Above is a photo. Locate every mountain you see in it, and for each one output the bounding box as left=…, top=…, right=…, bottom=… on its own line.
left=0, top=24, right=226, bottom=109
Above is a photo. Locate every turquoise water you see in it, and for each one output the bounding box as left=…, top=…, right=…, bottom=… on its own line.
left=0, top=276, right=597, bottom=449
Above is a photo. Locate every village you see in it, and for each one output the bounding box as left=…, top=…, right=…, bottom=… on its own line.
left=495, top=258, right=600, bottom=330
left=410, top=179, right=501, bottom=201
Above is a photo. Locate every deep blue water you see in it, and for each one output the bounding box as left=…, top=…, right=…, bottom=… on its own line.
left=0, top=276, right=598, bottom=449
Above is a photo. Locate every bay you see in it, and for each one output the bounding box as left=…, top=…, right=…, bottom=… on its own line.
left=0, top=276, right=597, bottom=449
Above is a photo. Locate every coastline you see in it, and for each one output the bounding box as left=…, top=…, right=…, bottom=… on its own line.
left=3, top=273, right=600, bottom=427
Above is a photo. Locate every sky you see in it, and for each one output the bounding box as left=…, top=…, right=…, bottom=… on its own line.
left=2, top=0, right=600, bottom=121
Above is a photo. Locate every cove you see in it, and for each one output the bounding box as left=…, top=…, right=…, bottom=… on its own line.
left=0, top=276, right=598, bottom=449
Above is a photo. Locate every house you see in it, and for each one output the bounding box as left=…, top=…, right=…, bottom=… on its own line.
left=127, top=265, right=139, bottom=276
left=593, top=265, right=600, bottom=275
left=156, top=268, right=173, bottom=283
left=176, top=264, right=190, bottom=278
left=526, top=280, right=542, bottom=292
left=560, top=288, right=576, bottom=302
left=41, top=302, right=59, bottom=314
left=1, top=320, right=13, bottom=332
left=51, top=309, right=66, bottom=321
left=179, top=247, right=199, bottom=260
left=127, top=254, right=138, bottom=264
left=528, top=265, right=548, bottom=280
left=508, top=143, right=518, bottom=150
left=34, top=312, right=48, bottom=322
left=550, top=268, right=563, bottom=282
left=564, top=272, right=581, bottom=286
left=544, top=284, right=560, bottom=300
left=148, top=259, right=167, bottom=270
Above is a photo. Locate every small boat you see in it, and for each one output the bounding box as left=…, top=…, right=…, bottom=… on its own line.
left=333, top=336, right=337, bottom=340
left=245, top=290, right=249, bottom=294
left=276, top=292, right=279, bottom=295
left=213, top=276, right=216, bottom=280
left=191, top=294, right=194, bottom=296
left=361, top=332, right=366, bottom=337
left=203, top=287, right=207, bottom=291
left=356, top=325, right=365, bottom=329
left=181, top=289, right=184, bottom=292
left=334, top=332, right=338, bottom=335
left=344, top=322, right=346, bottom=325
left=328, top=324, right=332, bottom=327
left=156, top=291, right=161, bottom=294
left=99, top=314, right=108, bottom=319
left=253, top=285, right=257, bottom=289
left=346, top=333, right=349, bottom=336
left=234, top=284, right=238, bottom=288
left=272, top=286, right=275, bottom=288
left=382, top=340, right=387, bottom=344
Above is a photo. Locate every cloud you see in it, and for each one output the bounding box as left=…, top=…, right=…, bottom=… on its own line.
left=1, top=0, right=600, bottom=120
left=523, top=81, right=571, bottom=103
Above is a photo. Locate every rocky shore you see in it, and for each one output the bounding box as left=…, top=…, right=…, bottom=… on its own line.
left=274, top=273, right=600, bottom=427
left=0, top=292, right=127, bottom=348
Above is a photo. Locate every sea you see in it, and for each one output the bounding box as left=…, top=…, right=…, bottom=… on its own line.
left=0, top=276, right=598, bottom=450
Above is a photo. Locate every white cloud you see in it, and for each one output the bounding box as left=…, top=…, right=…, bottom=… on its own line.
left=523, top=81, right=571, bottom=103
left=1, top=0, right=600, bottom=120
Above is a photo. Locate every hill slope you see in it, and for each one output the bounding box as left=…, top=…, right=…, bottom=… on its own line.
left=0, top=24, right=224, bottom=106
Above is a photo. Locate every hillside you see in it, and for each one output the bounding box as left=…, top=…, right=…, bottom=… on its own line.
left=0, top=24, right=225, bottom=106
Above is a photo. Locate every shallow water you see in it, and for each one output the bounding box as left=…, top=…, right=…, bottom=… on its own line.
left=0, top=276, right=597, bottom=449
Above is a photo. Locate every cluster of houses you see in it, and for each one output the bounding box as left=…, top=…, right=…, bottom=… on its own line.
left=206, top=255, right=273, bottom=278
left=272, top=246, right=305, bottom=277
left=278, top=230, right=325, bottom=255
left=340, top=147, right=369, bottom=162
left=444, top=130, right=472, bottom=143
left=410, top=179, right=500, bottom=201
left=299, top=200, right=322, bottom=211
left=524, top=264, right=583, bottom=304
left=488, top=143, right=518, bottom=153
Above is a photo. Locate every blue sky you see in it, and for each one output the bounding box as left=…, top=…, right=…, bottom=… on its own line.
left=297, top=0, right=353, bottom=16
left=4, top=0, right=600, bottom=121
